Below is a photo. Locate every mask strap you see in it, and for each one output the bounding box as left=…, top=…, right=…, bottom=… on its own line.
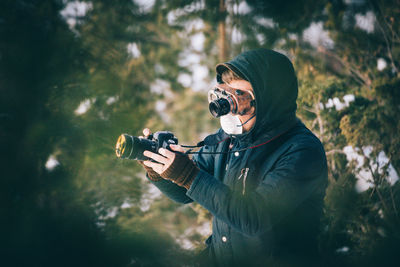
left=237, top=113, right=256, bottom=127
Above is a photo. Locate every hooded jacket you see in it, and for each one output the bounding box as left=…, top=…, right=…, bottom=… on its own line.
left=150, top=49, right=327, bottom=266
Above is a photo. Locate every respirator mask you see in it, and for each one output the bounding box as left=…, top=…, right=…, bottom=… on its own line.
left=208, top=83, right=256, bottom=134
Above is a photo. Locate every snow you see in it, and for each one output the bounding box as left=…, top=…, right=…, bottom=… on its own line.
left=60, top=1, right=93, bottom=31
left=230, top=1, right=252, bottom=15
left=75, top=99, right=93, bottom=115
left=167, top=7, right=205, bottom=26
left=175, top=222, right=212, bottom=250
left=167, top=9, right=182, bottom=25
left=343, top=145, right=399, bottom=192
left=178, top=51, right=201, bottom=67
left=343, top=94, right=355, bottom=106
left=332, top=97, right=345, bottom=110
left=139, top=183, right=162, bottom=212
left=155, top=100, right=170, bottom=123
left=185, top=19, right=205, bottom=32
left=336, top=246, right=350, bottom=253
left=178, top=50, right=209, bottom=91
left=121, top=200, right=132, bottom=209
left=237, top=1, right=252, bottom=14
left=106, top=96, right=117, bottom=105
left=155, top=100, right=166, bottom=112
left=99, top=207, right=118, bottom=220
left=45, top=155, right=60, bottom=171
left=191, top=65, right=209, bottom=91
left=377, top=58, right=387, bottom=71
left=150, top=79, right=171, bottom=97
left=324, top=95, right=355, bottom=110
left=191, top=32, right=205, bottom=52
left=178, top=73, right=192, bottom=87
left=256, top=34, right=265, bottom=45
left=134, top=0, right=155, bottom=13
left=254, top=17, right=275, bottom=28
left=127, top=43, right=141, bottom=58
left=303, top=22, right=334, bottom=49
left=355, top=11, right=375, bottom=33
left=232, top=27, right=244, bottom=44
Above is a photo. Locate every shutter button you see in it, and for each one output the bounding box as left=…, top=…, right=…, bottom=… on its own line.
left=234, top=151, right=239, bottom=157
left=222, top=236, right=227, bottom=242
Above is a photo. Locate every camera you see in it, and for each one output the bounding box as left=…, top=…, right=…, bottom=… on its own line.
left=115, top=131, right=178, bottom=161
left=208, top=83, right=255, bottom=118
left=209, top=98, right=231, bottom=117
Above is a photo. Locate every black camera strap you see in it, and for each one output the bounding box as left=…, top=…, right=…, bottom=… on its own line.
left=181, top=130, right=285, bottom=155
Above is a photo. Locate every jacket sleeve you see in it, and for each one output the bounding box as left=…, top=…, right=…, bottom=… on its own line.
left=186, top=142, right=328, bottom=236
left=149, top=178, right=193, bottom=204
left=192, top=143, right=215, bottom=176
left=148, top=144, right=216, bottom=204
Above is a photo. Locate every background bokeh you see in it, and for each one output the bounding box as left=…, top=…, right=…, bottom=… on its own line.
left=1, top=0, right=399, bottom=266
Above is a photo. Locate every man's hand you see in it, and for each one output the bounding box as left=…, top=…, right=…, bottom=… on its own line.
left=143, top=143, right=199, bottom=190
left=138, top=128, right=163, bottom=181
left=143, top=144, right=184, bottom=174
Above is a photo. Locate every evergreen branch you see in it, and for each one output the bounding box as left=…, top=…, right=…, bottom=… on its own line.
left=326, top=149, right=346, bottom=156
left=317, top=46, right=372, bottom=87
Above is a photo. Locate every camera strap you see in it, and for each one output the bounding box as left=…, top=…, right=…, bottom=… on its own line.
left=182, top=130, right=285, bottom=155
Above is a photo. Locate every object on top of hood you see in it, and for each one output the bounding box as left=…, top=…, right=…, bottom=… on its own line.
left=216, top=48, right=298, bottom=140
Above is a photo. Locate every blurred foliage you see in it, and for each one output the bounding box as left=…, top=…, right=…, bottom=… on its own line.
left=1, top=0, right=400, bottom=266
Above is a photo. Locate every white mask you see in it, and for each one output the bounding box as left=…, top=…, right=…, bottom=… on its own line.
left=220, top=114, right=243, bottom=135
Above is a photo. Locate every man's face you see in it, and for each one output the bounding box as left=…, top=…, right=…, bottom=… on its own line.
left=225, top=79, right=256, bottom=132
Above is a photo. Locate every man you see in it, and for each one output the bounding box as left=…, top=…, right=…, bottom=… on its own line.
left=141, top=49, right=327, bottom=266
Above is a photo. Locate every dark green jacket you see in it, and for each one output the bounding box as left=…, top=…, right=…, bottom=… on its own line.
left=151, top=49, right=327, bottom=266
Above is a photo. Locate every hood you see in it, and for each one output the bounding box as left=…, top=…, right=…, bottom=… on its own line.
left=215, top=48, right=298, bottom=141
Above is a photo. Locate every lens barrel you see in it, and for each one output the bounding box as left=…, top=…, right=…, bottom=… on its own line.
left=209, top=98, right=231, bottom=117
left=115, top=134, right=131, bottom=158
left=115, top=134, right=155, bottom=160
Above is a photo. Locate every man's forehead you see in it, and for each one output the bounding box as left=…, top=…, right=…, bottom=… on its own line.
left=215, top=82, right=254, bottom=93
left=214, top=83, right=255, bottom=99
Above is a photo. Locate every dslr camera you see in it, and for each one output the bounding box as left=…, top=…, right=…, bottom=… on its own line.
left=115, top=131, right=178, bottom=161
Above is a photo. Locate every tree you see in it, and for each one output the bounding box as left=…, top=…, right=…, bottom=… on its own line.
left=0, top=0, right=191, bottom=265
left=2, top=0, right=399, bottom=265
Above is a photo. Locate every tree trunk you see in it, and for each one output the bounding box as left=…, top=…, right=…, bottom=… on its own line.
left=218, top=0, right=227, bottom=62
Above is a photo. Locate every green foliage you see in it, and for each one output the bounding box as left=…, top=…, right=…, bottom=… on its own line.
left=2, top=0, right=400, bottom=265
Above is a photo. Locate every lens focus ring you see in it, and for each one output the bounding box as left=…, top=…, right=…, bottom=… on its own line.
left=209, top=98, right=231, bottom=117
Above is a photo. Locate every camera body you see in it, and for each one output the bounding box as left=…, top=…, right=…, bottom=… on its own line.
left=115, top=131, right=178, bottom=161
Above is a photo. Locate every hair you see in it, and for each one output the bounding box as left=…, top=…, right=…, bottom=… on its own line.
left=221, top=68, right=246, bottom=84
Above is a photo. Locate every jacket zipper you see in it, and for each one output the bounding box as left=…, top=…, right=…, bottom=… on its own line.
left=238, top=167, right=249, bottom=195
left=225, top=138, right=234, bottom=171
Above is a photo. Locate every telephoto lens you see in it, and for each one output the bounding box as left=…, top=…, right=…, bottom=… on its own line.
left=115, top=131, right=178, bottom=161
left=115, top=134, right=156, bottom=161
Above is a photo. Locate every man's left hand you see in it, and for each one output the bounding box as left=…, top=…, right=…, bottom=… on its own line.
left=143, top=144, right=184, bottom=174
left=143, top=145, right=199, bottom=190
